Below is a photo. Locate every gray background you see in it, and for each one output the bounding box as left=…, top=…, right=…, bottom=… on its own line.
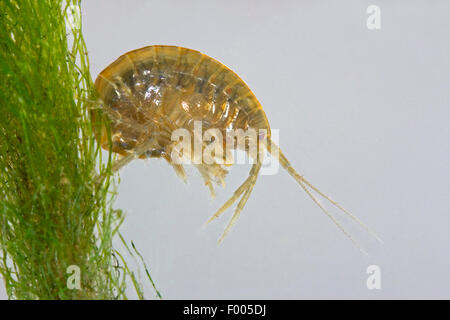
left=2, top=0, right=449, bottom=299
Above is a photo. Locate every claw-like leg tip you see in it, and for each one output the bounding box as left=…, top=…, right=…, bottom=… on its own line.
left=203, top=217, right=214, bottom=228
left=206, top=215, right=216, bottom=224
left=217, top=234, right=226, bottom=244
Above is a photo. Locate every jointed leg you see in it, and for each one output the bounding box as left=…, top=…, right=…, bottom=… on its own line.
left=218, top=162, right=261, bottom=243
left=207, top=161, right=262, bottom=242
left=163, top=153, right=188, bottom=183
left=111, top=138, right=157, bottom=172
left=196, top=164, right=216, bottom=198
left=207, top=162, right=261, bottom=224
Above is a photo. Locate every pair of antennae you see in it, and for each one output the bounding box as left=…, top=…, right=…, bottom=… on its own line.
left=271, top=142, right=383, bottom=255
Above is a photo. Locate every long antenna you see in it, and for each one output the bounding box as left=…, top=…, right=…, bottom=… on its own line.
left=269, top=140, right=382, bottom=253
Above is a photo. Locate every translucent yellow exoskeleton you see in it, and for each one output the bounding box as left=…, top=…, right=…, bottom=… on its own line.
left=94, top=45, right=380, bottom=252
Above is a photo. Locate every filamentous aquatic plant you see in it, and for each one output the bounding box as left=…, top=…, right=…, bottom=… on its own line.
left=0, top=0, right=158, bottom=299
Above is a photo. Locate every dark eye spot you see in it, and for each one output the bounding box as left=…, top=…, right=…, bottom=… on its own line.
left=113, top=140, right=131, bottom=150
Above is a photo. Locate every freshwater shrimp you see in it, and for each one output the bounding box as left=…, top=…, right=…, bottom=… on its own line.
left=94, top=45, right=381, bottom=252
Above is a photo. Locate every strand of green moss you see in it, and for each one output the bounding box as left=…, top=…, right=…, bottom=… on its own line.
left=0, top=0, right=128, bottom=299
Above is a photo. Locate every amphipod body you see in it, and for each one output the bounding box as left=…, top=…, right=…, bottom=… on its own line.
left=94, top=45, right=379, bottom=251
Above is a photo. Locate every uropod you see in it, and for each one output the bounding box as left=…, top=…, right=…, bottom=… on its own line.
left=94, top=45, right=380, bottom=252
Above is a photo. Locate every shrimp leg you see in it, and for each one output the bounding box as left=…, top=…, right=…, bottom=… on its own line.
left=207, top=161, right=262, bottom=242
left=111, top=138, right=157, bottom=172
left=218, top=161, right=262, bottom=243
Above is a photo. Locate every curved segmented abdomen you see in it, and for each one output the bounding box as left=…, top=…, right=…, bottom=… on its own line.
left=95, top=45, right=270, bottom=156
